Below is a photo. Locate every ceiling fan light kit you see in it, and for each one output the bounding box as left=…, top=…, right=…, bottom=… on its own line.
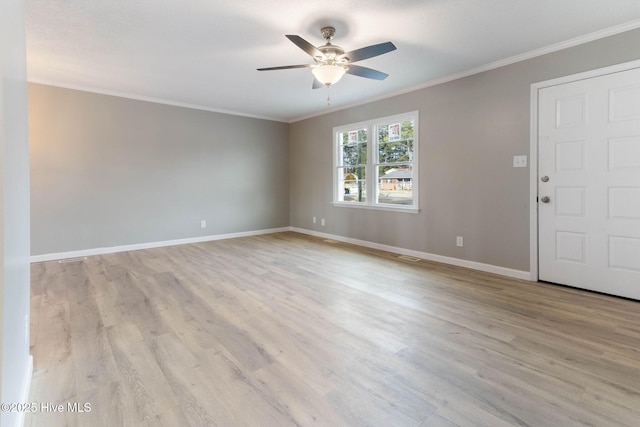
left=258, top=26, right=396, bottom=100
left=311, top=64, right=347, bottom=86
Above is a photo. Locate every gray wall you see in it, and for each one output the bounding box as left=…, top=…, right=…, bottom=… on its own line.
left=290, top=28, right=640, bottom=272
left=29, top=84, right=290, bottom=255
left=1, top=0, right=32, bottom=425
left=29, top=28, right=640, bottom=270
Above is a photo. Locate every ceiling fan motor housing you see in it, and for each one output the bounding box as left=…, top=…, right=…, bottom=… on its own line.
left=317, top=27, right=347, bottom=63
left=320, top=26, right=336, bottom=40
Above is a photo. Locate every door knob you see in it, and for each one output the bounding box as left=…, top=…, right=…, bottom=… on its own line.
left=541, top=176, right=549, bottom=182
left=540, top=196, right=550, bottom=203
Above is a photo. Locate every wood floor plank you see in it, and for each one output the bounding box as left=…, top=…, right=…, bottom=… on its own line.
left=251, top=360, right=350, bottom=426
left=26, top=359, right=78, bottom=427
left=147, top=333, right=227, bottom=426
left=27, top=232, right=640, bottom=426
left=106, top=322, right=182, bottom=425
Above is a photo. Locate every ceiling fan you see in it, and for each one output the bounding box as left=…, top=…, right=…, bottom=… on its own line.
left=257, top=26, right=396, bottom=89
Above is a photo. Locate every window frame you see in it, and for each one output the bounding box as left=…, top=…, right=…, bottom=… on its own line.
left=332, top=111, right=419, bottom=213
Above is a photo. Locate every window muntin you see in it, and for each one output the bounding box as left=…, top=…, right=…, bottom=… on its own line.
left=333, top=112, right=418, bottom=212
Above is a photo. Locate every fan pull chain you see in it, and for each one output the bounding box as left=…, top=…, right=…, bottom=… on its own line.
left=327, top=86, right=331, bottom=106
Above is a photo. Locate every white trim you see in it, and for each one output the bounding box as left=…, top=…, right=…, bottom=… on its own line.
left=27, top=79, right=285, bottom=123
left=30, top=227, right=290, bottom=263
left=292, top=19, right=640, bottom=123
left=531, top=58, right=640, bottom=90
left=332, top=202, right=419, bottom=214
left=529, top=58, right=640, bottom=283
left=529, top=83, right=540, bottom=282
left=289, top=227, right=531, bottom=281
left=31, top=225, right=531, bottom=280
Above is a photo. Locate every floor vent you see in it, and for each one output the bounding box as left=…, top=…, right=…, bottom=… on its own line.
left=323, top=239, right=339, bottom=244
left=58, top=257, right=87, bottom=264
left=398, top=255, right=421, bottom=262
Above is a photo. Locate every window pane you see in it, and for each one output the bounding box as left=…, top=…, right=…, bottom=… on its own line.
left=377, top=165, right=413, bottom=205
left=378, top=120, right=414, bottom=143
left=378, top=120, right=414, bottom=163
left=378, top=140, right=413, bottom=164
left=339, top=129, right=367, bottom=167
left=340, top=128, right=367, bottom=145
left=341, top=142, right=367, bottom=166
left=338, top=167, right=366, bottom=202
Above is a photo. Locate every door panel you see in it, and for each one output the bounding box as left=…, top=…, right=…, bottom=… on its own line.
left=538, top=67, right=640, bottom=300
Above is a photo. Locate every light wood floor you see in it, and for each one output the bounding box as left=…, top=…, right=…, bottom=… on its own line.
left=27, top=232, right=640, bottom=426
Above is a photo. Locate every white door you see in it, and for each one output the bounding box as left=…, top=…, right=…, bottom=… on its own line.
left=538, top=66, right=640, bottom=300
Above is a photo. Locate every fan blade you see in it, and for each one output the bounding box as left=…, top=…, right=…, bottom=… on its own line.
left=312, top=78, right=324, bottom=89
left=346, top=64, right=389, bottom=80
left=341, top=41, right=396, bottom=63
left=257, top=64, right=311, bottom=71
left=286, top=35, right=325, bottom=59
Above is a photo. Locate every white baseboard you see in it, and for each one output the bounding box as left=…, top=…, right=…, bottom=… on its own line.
left=289, top=227, right=532, bottom=281
left=30, top=225, right=531, bottom=281
left=30, top=227, right=290, bottom=263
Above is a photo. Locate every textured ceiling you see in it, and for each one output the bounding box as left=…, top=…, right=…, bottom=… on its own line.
left=26, top=0, right=640, bottom=122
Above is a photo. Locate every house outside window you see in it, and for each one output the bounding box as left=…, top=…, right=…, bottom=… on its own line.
left=334, top=111, right=419, bottom=212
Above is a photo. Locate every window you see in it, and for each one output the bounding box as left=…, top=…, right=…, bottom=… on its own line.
left=334, top=111, right=418, bottom=212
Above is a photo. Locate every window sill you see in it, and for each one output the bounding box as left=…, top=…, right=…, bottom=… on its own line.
left=332, top=202, right=420, bottom=214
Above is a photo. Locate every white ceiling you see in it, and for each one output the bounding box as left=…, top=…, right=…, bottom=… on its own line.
left=26, top=0, right=640, bottom=123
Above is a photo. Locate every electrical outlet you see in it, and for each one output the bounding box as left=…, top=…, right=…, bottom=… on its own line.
left=513, top=155, right=527, bottom=168
left=201, top=220, right=207, bottom=228
left=321, top=218, right=326, bottom=226
left=313, top=216, right=317, bottom=224
left=456, top=236, right=463, bottom=247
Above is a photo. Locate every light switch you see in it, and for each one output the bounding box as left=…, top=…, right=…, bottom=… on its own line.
left=513, top=155, right=528, bottom=168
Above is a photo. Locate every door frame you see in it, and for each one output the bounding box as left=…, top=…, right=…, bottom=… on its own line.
left=529, top=59, right=640, bottom=282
